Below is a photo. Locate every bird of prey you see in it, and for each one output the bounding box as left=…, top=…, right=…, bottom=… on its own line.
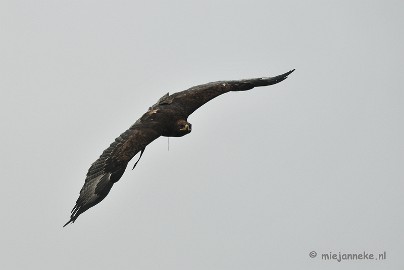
left=64, top=69, right=295, bottom=227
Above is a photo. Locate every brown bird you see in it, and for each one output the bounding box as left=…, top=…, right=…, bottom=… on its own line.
left=64, top=69, right=295, bottom=227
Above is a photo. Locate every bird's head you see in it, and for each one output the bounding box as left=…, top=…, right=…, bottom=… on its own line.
left=175, top=119, right=192, bottom=137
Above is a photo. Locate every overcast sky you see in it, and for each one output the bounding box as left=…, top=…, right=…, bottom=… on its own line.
left=1, top=0, right=403, bottom=269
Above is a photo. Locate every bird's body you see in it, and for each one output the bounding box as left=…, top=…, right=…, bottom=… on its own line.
left=64, top=69, right=294, bottom=227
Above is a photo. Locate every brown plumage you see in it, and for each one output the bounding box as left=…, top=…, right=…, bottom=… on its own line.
left=64, top=69, right=295, bottom=227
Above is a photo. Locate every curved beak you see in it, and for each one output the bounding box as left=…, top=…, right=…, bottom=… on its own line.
left=180, top=123, right=192, bottom=132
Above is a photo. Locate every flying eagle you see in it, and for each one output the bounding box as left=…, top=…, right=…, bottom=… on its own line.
left=64, top=69, right=295, bottom=227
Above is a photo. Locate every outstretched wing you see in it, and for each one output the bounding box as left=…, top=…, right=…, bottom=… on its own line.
left=167, top=69, right=294, bottom=117
left=64, top=119, right=162, bottom=226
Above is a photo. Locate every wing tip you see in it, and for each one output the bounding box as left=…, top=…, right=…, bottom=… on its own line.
left=63, top=219, right=74, bottom=227
left=63, top=204, right=82, bottom=227
left=63, top=212, right=80, bottom=227
left=263, top=68, right=295, bottom=86
left=282, top=68, right=295, bottom=78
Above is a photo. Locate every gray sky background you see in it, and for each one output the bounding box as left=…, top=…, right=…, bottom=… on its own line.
left=1, top=0, right=403, bottom=269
